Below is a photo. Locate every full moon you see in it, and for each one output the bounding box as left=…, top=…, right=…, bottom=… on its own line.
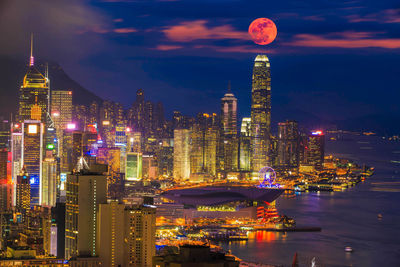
left=248, top=18, right=277, bottom=45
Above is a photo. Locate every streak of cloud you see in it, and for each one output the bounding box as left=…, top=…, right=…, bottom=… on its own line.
left=163, top=20, right=249, bottom=42
left=289, top=32, right=400, bottom=49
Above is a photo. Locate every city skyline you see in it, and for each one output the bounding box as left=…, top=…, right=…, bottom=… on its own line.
left=0, top=2, right=398, bottom=266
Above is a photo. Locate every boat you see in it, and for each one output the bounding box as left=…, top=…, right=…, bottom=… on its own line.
left=345, top=246, right=353, bottom=252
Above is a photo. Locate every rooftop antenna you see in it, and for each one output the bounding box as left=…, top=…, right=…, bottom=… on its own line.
left=29, top=33, right=34, bottom=66
left=227, top=80, right=231, bottom=93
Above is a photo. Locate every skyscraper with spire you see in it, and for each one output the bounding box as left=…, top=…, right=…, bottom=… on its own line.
left=18, top=34, right=49, bottom=123
left=220, top=82, right=238, bottom=172
left=250, top=55, right=271, bottom=172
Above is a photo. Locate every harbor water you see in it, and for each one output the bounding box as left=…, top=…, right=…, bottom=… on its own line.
left=220, top=134, right=400, bottom=267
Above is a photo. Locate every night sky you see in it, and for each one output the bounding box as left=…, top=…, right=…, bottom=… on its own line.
left=1, top=0, right=400, bottom=124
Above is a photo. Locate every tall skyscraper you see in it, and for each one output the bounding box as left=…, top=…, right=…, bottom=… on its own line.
left=0, top=119, right=10, bottom=149
left=61, top=130, right=82, bottom=173
left=190, top=120, right=218, bottom=177
left=41, top=151, right=58, bottom=207
left=220, top=84, right=238, bottom=172
left=123, top=205, right=156, bottom=267
left=0, top=149, right=12, bottom=212
left=306, top=131, right=325, bottom=170
left=125, top=152, right=142, bottom=181
left=173, top=129, right=191, bottom=180
left=97, top=201, right=125, bottom=267
left=97, top=202, right=157, bottom=267
left=51, top=90, right=72, bottom=156
left=239, top=118, right=251, bottom=171
left=18, top=36, right=49, bottom=123
left=250, top=55, right=272, bottom=172
left=64, top=165, right=108, bottom=260
left=128, top=89, right=145, bottom=133
left=11, top=127, right=23, bottom=201
left=16, top=169, right=31, bottom=214
left=277, top=120, right=300, bottom=169
left=22, top=120, right=44, bottom=205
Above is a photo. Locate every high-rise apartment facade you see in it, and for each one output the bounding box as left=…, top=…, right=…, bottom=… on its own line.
left=51, top=90, right=72, bottom=156
left=173, top=129, right=191, bottom=180
left=123, top=205, right=156, bottom=267
left=41, top=152, right=58, bottom=207
left=306, top=131, right=325, bottom=170
left=277, top=120, right=300, bottom=169
left=22, top=120, right=44, bottom=205
left=97, top=202, right=156, bottom=267
left=220, top=87, right=238, bottom=172
left=64, top=167, right=107, bottom=260
left=239, top=118, right=251, bottom=171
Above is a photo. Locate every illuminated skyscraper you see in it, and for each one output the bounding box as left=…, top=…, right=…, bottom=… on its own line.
left=97, top=201, right=125, bottom=267
left=277, top=121, right=300, bottom=169
left=250, top=55, right=272, bottom=172
left=125, top=152, right=142, bottom=181
left=221, top=83, right=238, bottom=136
left=51, top=90, right=72, bottom=156
left=128, top=89, right=145, bottom=133
left=306, top=131, right=325, bottom=170
left=127, top=131, right=142, bottom=153
left=18, top=36, right=49, bottom=123
left=157, top=139, right=173, bottom=178
left=11, top=126, right=23, bottom=199
left=123, top=205, right=156, bottom=267
left=220, top=84, right=238, bottom=172
left=190, top=122, right=218, bottom=177
left=173, top=129, right=191, bottom=180
left=64, top=165, right=107, bottom=260
left=0, top=149, right=12, bottom=212
left=239, top=118, right=251, bottom=171
left=61, top=129, right=82, bottom=173
left=16, top=169, right=31, bottom=214
left=22, top=120, right=44, bottom=205
left=0, top=119, right=10, bottom=149
left=97, top=147, right=122, bottom=197
left=41, top=151, right=58, bottom=207
left=89, top=101, right=99, bottom=124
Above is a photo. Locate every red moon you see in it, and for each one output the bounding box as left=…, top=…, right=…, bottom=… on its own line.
left=248, top=18, right=277, bottom=45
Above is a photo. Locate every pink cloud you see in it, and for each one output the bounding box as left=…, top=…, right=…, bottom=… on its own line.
left=289, top=33, right=400, bottom=49
left=113, top=27, right=137, bottom=33
left=347, top=9, right=400, bottom=24
left=113, top=18, right=123, bottom=23
left=193, top=45, right=274, bottom=54
left=163, top=20, right=249, bottom=42
left=383, top=9, right=400, bottom=23
left=155, top=45, right=183, bottom=51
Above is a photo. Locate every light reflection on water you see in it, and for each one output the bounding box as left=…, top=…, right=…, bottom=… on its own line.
left=220, top=136, right=400, bottom=267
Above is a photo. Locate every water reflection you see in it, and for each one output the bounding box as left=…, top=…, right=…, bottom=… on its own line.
left=220, top=136, right=400, bottom=267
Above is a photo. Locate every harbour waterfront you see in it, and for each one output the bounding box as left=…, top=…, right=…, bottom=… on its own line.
left=220, top=134, right=400, bottom=266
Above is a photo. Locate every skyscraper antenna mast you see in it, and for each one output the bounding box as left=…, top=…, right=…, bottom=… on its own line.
left=30, top=33, right=34, bottom=66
